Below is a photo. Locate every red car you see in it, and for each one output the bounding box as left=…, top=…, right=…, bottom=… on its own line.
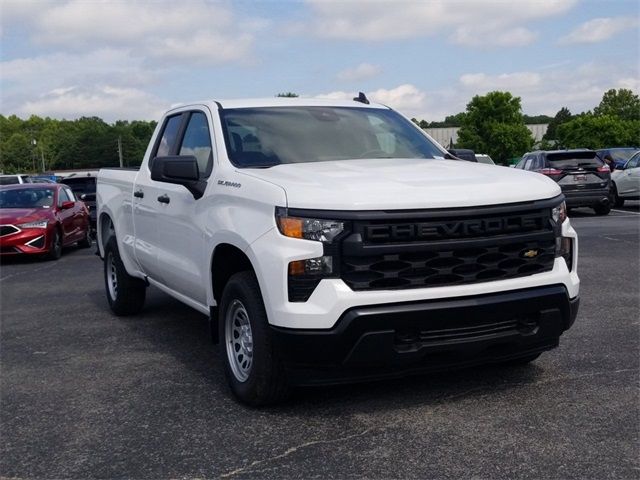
left=0, top=183, right=92, bottom=260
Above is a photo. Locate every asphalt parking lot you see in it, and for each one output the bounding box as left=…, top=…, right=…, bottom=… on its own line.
left=1, top=203, right=639, bottom=479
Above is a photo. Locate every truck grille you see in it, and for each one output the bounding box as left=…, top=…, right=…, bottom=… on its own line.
left=339, top=202, right=557, bottom=292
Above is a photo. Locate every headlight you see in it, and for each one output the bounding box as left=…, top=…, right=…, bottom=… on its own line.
left=18, top=220, right=48, bottom=229
left=276, top=211, right=344, bottom=243
left=552, top=201, right=567, bottom=224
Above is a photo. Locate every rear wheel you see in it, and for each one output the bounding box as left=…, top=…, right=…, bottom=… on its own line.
left=78, top=227, right=92, bottom=248
left=46, top=229, right=63, bottom=260
left=593, top=203, right=611, bottom=215
left=103, top=237, right=146, bottom=316
left=219, top=271, right=289, bottom=406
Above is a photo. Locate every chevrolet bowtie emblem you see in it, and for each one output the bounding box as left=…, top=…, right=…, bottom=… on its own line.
left=523, top=249, right=539, bottom=258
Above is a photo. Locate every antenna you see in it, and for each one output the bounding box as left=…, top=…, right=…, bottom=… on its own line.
left=353, top=92, right=370, bottom=105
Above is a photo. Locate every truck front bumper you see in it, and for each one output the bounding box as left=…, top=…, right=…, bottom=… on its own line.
left=271, top=285, right=579, bottom=386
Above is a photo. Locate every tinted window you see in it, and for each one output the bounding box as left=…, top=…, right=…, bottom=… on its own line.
left=220, top=107, right=444, bottom=167
left=155, top=114, right=183, bottom=158
left=547, top=151, right=602, bottom=169
left=0, top=176, right=19, bottom=185
left=57, top=188, right=69, bottom=207
left=179, top=112, right=213, bottom=178
left=64, top=188, right=76, bottom=201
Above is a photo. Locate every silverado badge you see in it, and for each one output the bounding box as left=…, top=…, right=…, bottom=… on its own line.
left=522, top=249, right=539, bottom=258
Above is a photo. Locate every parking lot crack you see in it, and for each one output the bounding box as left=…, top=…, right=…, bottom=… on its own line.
left=218, top=427, right=374, bottom=478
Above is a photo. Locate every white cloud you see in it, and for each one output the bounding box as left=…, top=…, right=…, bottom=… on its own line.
left=315, top=84, right=427, bottom=116
left=19, top=85, right=167, bottom=121
left=304, top=0, right=577, bottom=47
left=336, top=63, right=382, bottom=82
left=559, top=17, right=639, bottom=44
left=460, top=72, right=542, bottom=90
left=2, top=0, right=255, bottom=64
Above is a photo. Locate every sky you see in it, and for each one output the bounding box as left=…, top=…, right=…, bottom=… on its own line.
left=1, top=0, right=638, bottom=122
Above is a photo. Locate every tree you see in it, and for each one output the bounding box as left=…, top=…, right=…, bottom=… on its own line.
left=456, top=91, right=533, bottom=164
left=276, top=92, right=299, bottom=97
left=593, top=88, right=640, bottom=121
left=556, top=115, right=640, bottom=149
left=542, top=107, right=573, bottom=143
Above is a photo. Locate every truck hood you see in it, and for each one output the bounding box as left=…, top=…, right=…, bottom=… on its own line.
left=240, top=158, right=561, bottom=210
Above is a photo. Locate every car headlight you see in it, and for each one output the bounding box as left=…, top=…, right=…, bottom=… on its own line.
left=18, top=220, right=48, bottom=229
left=276, top=210, right=344, bottom=243
left=552, top=201, right=567, bottom=225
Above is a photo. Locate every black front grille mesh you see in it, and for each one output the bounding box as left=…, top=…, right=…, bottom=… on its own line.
left=342, top=239, right=555, bottom=290
left=0, top=225, right=19, bottom=237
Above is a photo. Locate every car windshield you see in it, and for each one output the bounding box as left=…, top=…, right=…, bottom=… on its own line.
left=547, top=151, right=602, bottom=169
left=220, top=107, right=445, bottom=167
left=61, top=178, right=96, bottom=194
left=608, top=149, right=639, bottom=162
left=0, top=188, right=55, bottom=208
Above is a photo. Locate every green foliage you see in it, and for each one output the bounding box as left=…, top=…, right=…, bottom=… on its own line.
left=556, top=115, right=640, bottom=149
left=276, top=92, right=299, bottom=98
left=456, top=91, right=533, bottom=164
left=542, top=107, right=573, bottom=143
left=0, top=114, right=156, bottom=173
left=593, top=88, right=640, bottom=121
left=523, top=114, right=553, bottom=124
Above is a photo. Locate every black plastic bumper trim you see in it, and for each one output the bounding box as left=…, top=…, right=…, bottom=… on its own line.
left=271, top=285, right=578, bottom=385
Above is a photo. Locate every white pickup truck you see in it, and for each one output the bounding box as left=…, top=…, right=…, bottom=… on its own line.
left=97, top=96, right=580, bottom=405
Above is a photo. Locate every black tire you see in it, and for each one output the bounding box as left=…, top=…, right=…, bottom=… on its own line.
left=78, top=227, right=92, bottom=248
left=503, top=353, right=541, bottom=366
left=593, top=203, right=611, bottom=216
left=611, top=184, right=624, bottom=208
left=46, top=228, right=63, bottom=261
left=219, top=271, right=289, bottom=406
left=103, top=237, right=146, bottom=316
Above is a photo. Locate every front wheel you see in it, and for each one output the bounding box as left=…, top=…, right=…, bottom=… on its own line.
left=611, top=184, right=625, bottom=208
left=103, top=237, right=146, bottom=316
left=46, top=229, right=62, bottom=261
left=78, top=227, right=92, bottom=248
left=219, top=271, right=289, bottom=406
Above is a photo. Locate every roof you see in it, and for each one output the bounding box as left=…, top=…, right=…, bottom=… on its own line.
left=167, top=97, right=389, bottom=113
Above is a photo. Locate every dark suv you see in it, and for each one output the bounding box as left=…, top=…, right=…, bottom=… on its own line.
left=60, top=174, right=97, bottom=230
left=516, top=150, right=611, bottom=215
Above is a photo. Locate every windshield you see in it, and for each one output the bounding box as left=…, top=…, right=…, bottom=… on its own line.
left=608, top=149, right=638, bottom=162
left=220, top=107, right=445, bottom=167
left=547, top=151, right=602, bottom=169
left=62, top=178, right=96, bottom=194
left=0, top=188, right=55, bottom=208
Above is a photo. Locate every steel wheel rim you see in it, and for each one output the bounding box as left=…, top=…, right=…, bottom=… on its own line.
left=106, top=252, right=118, bottom=300
left=225, top=299, right=253, bottom=382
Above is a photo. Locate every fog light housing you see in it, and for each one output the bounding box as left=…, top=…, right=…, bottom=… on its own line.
left=555, top=236, right=573, bottom=271
left=288, top=256, right=335, bottom=302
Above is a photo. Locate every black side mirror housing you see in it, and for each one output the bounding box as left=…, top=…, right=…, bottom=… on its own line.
left=151, top=155, right=207, bottom=199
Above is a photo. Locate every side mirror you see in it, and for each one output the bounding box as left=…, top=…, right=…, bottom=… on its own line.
left=151, top=155, right=207, bottom=199
left=60, top=200, right=74, bottom=209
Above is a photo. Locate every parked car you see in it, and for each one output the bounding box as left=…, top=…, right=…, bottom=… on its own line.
left=0, top=174, right=32, bottom=185
left=610, top=151, right=640, bottom=207
left=596, top=147, right=639, bottom=170
left=517, top=150, right=611, bottom=215
left=476, top=154, right=495, bottom=165
left=60, top=174, right=97, bottom=231
left=447, top=148, right=478, bottom=162
left=97, top=97, right=579, bottom=405
left=0, top=183, right=92, bottom=260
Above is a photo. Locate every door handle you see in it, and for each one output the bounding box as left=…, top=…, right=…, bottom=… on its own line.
left=157, top=194, right=170, bottom=204
left=134, top=190, right=144, bottom=198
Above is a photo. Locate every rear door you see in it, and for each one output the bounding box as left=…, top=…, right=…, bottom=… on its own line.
left=616, top=153, right=640, bottom=196
left=545, top=151, right=609, bottom=193
left=132, top=112, right=185, bottom=279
